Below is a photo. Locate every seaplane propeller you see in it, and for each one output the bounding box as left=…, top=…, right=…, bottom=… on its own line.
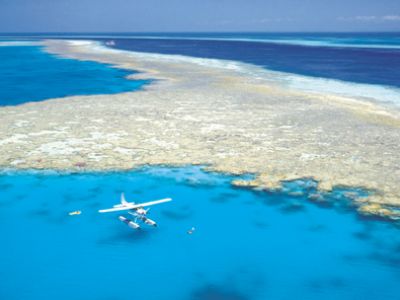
left=99, top=193, right=172, bottom=230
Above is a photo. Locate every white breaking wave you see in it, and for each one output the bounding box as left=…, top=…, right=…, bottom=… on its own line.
left=274, top=72, right=400, bottom=107
left=126, top=36, right=400, bottom=50
left=68, top=40, right=400, bottom=108
left=235, top=38, right=400, bottom=49
left=61, top=34, right=400, bottom=50
left=10, top=33, right=400, bottom=49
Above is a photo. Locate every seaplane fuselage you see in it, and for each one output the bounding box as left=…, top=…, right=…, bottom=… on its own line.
left=99, top=193, right=172, bottom=230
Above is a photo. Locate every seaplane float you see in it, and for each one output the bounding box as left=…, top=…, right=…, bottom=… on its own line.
left=98, top=193, right=172, bottom=230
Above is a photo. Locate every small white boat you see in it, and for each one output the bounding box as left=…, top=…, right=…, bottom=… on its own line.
left=68, top=210, right=82, bottom=216
left=105, top=40, right=115, bottom=46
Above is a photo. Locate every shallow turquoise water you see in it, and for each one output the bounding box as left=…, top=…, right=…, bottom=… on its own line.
left=0, top=45, right=148, bottom=106
left=0, top=166, right=399, bottom=300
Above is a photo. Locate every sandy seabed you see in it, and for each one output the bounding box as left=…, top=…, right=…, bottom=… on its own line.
left=1, top=39, right=400, bottom=219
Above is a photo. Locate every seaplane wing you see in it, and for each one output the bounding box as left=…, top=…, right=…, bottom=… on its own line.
left=98, top=198, right=172, bottom=213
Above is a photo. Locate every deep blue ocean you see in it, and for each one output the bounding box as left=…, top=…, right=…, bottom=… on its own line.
left=0, top=44, right=148, bottom=105
left=97, top=33, right=400, bottom=88
left=0, top=167, right=399, bottom=300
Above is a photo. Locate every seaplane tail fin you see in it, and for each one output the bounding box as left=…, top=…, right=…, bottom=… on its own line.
left=121, top=193, right=130, bottom=205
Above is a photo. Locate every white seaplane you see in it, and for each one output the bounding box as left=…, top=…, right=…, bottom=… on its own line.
left=99, top=193, right=172, bottom=230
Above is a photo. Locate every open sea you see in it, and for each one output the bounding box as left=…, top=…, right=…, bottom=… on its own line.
left=99, top=32, right=400, bottom=87
left=0, top=33, right=399, bottom=299
left=97, top=32, right=400, bottom=106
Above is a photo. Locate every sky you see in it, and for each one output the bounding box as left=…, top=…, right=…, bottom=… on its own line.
left=0, top=0, right=399, bottom=32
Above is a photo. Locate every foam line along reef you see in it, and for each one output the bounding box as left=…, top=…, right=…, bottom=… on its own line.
left=0, top=39, right=399, bottom=220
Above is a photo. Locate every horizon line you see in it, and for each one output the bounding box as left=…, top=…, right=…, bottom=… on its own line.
left=0, top=30, right=399, bottom=35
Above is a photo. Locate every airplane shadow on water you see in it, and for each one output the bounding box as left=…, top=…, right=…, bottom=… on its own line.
left=97, top=226, right=153, bottom=245
left=190, top=284, right=249, bottom=300
left=189, top=267, right=265, bottom=300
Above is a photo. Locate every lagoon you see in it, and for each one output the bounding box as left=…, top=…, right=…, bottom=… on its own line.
left=0, top=44, right=148, bottom=106
left=0, top=166, right=399, bottom=300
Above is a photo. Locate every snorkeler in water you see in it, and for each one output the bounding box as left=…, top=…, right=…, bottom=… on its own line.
left=187, top=227, right=196, bottom=234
